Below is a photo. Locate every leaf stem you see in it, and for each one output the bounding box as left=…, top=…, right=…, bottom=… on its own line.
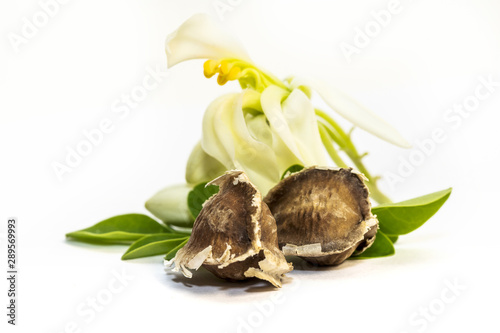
left=318, top=122, right=348, bottom=168
left=230, top=59, right=288, bottom=91
left=315, top=109, right=392, bottom=204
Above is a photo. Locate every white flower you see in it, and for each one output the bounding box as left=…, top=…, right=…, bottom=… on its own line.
left=166, top=14, right=409, bottom=148
left=198, top=87, right=327, bottom=194
left=291, top=77, right=411, bottom=148
left=147, top=14, right=412, bottom=222
left=260, top=86, right=328, bottom=166
left=165, top=13, right=251, bottom=68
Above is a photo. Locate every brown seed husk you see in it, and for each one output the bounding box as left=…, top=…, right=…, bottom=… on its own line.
left=165, top=170, right=292, bottom=287
left=264, top=166, right=378, bottom=266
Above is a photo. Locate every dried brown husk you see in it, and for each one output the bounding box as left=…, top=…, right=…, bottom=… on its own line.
left=166, top=170, right=292, bottom=287
left=264, top=166, right=378, bottom=266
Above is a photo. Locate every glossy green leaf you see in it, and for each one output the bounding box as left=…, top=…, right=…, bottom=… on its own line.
left=122, top=234, right=189, bottom=260
left=350, top=231, right=395, bottom=259
left=187, top=182, right=219, bottom=219
left=373, top=188, right=452, bottom=235
left=281, top=164, right=304, bottom=180
left=164, top=238, right=189, bottom=260
left=66, top=214, right=170, bottom=244
left=387, top=234, right=399, bottom=243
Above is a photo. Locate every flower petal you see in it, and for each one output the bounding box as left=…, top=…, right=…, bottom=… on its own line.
left=231, top=93, right=282, bottom=193
left=291, top=78, right=411, bottom=148
left=201, top=93, right=239, bottom=169
left=245, top=113, right=273, bottom=147
left=185, top=141, right=226, bottom=185
left=260, top=86, right=304, bottom=163
left=201, top=91, right=281, bottom=193
left=281, top=89, right=328, bottom=166
left=145, top=184, right=194, bottom=226
left=165, top=14, right=251, bottom=68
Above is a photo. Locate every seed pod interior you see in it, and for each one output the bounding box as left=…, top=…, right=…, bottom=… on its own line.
left=264, top=166, right=378, bottom=266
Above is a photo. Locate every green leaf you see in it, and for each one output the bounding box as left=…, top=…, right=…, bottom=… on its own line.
left=350, top=231, right=395, bottom=259
left=387, top=234, right=399, bottom=243
left=281, top=164, right=304, bottom=180
left=187, top=182, right=219, bottom=219
left=66, top=214, right=170, bottom=244
left=372, top=188, right=452, bottom=235
left=164, top=238, right=189, bottom=260
left=121, top=234, right=189, bottom=260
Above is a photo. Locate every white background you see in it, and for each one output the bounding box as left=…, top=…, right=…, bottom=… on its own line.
left=1, top=0, right=500, bottom=332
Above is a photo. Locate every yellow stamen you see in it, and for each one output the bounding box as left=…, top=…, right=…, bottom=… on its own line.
left=217, top=74, right=229, bottom=85
left=226, top=67, right=242, bottom=81
left=203, top=60, right=220, bottom=78
left=219, top=60, right=231, bottom=75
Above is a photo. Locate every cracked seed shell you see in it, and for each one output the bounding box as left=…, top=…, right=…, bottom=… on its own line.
left=165, top=170, right=292, bottom=287
left=264, top=166, right=379, bottom=266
